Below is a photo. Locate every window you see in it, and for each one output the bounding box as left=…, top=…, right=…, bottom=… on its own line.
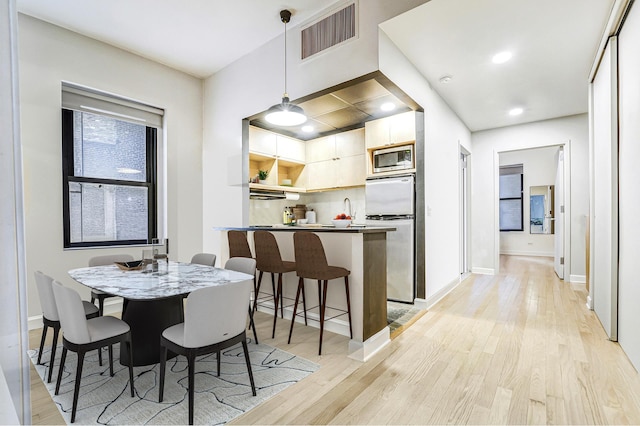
left=61, top=84, right=163, bottom=248
left=499, top=164, right=523, bottom=231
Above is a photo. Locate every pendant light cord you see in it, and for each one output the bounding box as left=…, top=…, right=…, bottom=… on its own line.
left=283, top=17, right=288, bottom=98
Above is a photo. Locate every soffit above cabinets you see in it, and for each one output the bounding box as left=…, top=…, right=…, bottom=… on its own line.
left=248, top=72, right=420, bottom=141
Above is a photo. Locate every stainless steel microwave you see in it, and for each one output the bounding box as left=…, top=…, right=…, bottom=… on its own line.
left=373, top=145, right=414, bottom=173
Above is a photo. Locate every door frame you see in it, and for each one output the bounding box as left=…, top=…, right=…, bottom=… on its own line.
left=493, top=141, right=571, bottom=277
left=459, top=145, right=471, bottom=277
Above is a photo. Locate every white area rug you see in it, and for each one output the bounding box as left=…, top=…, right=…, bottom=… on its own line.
left=29, top=339, right=318, bottom=425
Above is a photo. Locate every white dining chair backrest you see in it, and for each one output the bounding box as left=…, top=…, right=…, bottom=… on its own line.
left=224, top=257, right=256, bottom=276
left=190, top=253, right=216, bottom=267
left=89, top=254, right=134, bottom=267
left=51, top=281, right=91, bottom=344
left=183, top=279, right=251, bottom=348
left=35, top=271, right=60, bottom=321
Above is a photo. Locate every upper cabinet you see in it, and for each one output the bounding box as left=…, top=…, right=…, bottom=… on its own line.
left=304, top=128, right=366, bottom=191
left=249, top=127, right=305, bottom=163
left=365, top=111, right=416, bottom=149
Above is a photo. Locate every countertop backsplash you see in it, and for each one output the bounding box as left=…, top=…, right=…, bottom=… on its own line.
left=249, top=187, right=365, bottom=226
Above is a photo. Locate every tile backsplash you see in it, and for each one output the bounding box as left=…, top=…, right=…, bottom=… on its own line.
left=250, top=187, right=365, bottom=225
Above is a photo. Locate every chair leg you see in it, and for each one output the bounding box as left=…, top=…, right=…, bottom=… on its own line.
left=344, top=276, right=353, bottom=339
left=70, top=350, right=86, bottom=423
left=55, top=347, right=67, bottom=395
left=47, top=325, right=60, bottom=383
left=98, top=345, right=103, bottom=367
left=272, top=274, right=282, bottom=338
left=108, top=344, right=114, bottom=376
left=301, top=281, right=308, bottom=326
left=98, top=296, right=104, bottom=317
left=248, top=306, right=258, bottom=344
left=37, top=324, right=48, bottom=365
left=253, top=271, right=264, bottom=313
left=288, top=277, right=303, bottom=344
left=319, top=280, right=328, bottom=355
left=159, top=344, right=167, bottom=402
left=126, top=337, right=135, bottom=397
left=217, top=350, right=221, bottom=377
left=187, top=352, right=195, bottom=425
left=242, top=339, right=257, bottom=396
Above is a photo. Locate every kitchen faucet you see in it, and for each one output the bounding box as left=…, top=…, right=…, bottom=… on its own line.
left=343, top=197, right=352, bottom=217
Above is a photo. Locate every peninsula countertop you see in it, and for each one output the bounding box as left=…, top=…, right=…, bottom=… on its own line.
left=215, top=224, right=396, bottom=233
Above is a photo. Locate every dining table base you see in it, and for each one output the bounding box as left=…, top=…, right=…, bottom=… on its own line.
left=119, top=296, right=184, bottom=367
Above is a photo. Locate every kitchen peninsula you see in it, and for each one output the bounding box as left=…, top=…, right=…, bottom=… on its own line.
left=216, top=225, right=395, bottom=361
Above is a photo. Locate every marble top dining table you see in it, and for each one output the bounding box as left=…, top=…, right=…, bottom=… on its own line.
left=68, top=261, right=253, bottom=366
left=68, top=261, right=253, bottom=301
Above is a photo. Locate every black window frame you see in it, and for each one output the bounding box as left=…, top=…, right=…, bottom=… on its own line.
left=499, top=168, right=524, bottom=232
left=61, top=108, right=158, bottom=248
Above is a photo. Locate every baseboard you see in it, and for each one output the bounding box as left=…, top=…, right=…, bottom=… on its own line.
left=256, top=302, right=352, bottom=338
left=348, top=327, right=390, bottom=362
left=420, top=277, right=461, bottom=310
left=569, top=274, right=586, bottom=284
left=471, top=267, right=495, bottom=275
left=28, top=298, right=124, bottom=331
left=586, top=295, right=593, bottom=310
left=500, top=250, right=554, bottom=257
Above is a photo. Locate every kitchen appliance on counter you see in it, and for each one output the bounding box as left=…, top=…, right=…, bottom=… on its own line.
left=365, top=174, right=415, bottom=303
left=372, top=144, right=414, bottom=174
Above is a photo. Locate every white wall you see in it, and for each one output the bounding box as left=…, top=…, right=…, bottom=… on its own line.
left=471, top=114, right=589, bottom=278
left=499, top=146, right=559, bottom=257
left=202, top=0, right=429, bottom=256
left=18, top=14, right=203, bottom=318
left=379, top=30, right=472, bottom=302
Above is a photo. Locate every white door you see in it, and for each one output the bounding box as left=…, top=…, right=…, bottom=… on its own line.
left=554, top=148, right=564, bottom=279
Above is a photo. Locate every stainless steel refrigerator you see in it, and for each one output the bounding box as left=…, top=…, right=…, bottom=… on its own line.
left=365, top=174, right=415, bottom=303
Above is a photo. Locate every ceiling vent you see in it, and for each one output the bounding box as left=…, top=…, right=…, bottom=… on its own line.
left=301, top=2, right=357, bottom=60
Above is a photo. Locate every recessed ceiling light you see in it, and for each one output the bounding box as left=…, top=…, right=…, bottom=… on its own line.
left=439, top=75, right=453, bottom=84
left=492, top=51, right=513, bottom=64
left=301, top=125, right=314, bottom=133
left=509, top=107, right=524, bottom=116
left=380, top=102, right=396, bottom=112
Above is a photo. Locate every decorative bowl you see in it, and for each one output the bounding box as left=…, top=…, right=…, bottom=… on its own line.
left=331, top=219, right=352, bottom=228
left=114, top=260, right=145, bottom=271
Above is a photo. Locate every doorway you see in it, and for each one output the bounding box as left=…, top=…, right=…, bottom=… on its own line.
left=496, top=144, right=570, bottom=277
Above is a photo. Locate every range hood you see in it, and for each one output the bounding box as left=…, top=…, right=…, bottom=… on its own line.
left=249, top=188, right=302, bottom=201
left=249, top=189, right=286, bottom=200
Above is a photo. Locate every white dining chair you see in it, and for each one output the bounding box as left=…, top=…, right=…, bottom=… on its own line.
left=190, top=252, right=216, bottom=266
left=51, top=280, right=135, bottom=423
left=158, top=279, right=256, bottom=425
left=88, top=254, right=134, bottom=315
left=225, top=257, right=259, bottom=345
left=34, top=271, right=100, bottom=383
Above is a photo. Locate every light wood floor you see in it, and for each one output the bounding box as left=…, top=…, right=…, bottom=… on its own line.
left=29, top=255, right=640, bottom=424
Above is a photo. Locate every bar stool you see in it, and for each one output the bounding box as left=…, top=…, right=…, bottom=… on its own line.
left=253, top=230, right=297, bottom=338
left=290, top=231, right=352, bottom=355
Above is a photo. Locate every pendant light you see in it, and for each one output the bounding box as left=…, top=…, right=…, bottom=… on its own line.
left=265, top=9, right=307, bottom=127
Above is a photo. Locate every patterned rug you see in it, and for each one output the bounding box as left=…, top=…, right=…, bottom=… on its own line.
left=29, top=340, right=318, bottom=425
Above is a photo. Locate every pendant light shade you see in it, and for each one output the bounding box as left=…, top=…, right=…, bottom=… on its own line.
left=265, top=9, right=307, bottom=127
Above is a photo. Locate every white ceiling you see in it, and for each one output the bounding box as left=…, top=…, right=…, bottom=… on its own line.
left=381, top=0, right=614, bottom=131
left=16, top=0, right=614, bottom=132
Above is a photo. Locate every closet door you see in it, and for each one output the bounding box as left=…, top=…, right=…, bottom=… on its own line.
left=617, top=1, right=640, bottom=371
left=591, top=36, right=618, bottom=340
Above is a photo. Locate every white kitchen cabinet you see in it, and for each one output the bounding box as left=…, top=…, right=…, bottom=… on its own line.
left=305, top=129, right=366, bottom=190
left=365, top=111, right=416, bottom=149
left=276, top=135, right=305, bottom=163
left=249, top=126, right=277, bottom=157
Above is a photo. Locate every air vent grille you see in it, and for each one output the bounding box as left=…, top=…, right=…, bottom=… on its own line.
left=301, top=3, right=356, bottom=59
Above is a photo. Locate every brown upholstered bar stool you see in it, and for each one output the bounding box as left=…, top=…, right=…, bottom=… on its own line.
left=290, top=231, right=353, bottom=355
left=227, top=230, right=259, bottom=343
left=253, top=230, right=297, bottom=338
